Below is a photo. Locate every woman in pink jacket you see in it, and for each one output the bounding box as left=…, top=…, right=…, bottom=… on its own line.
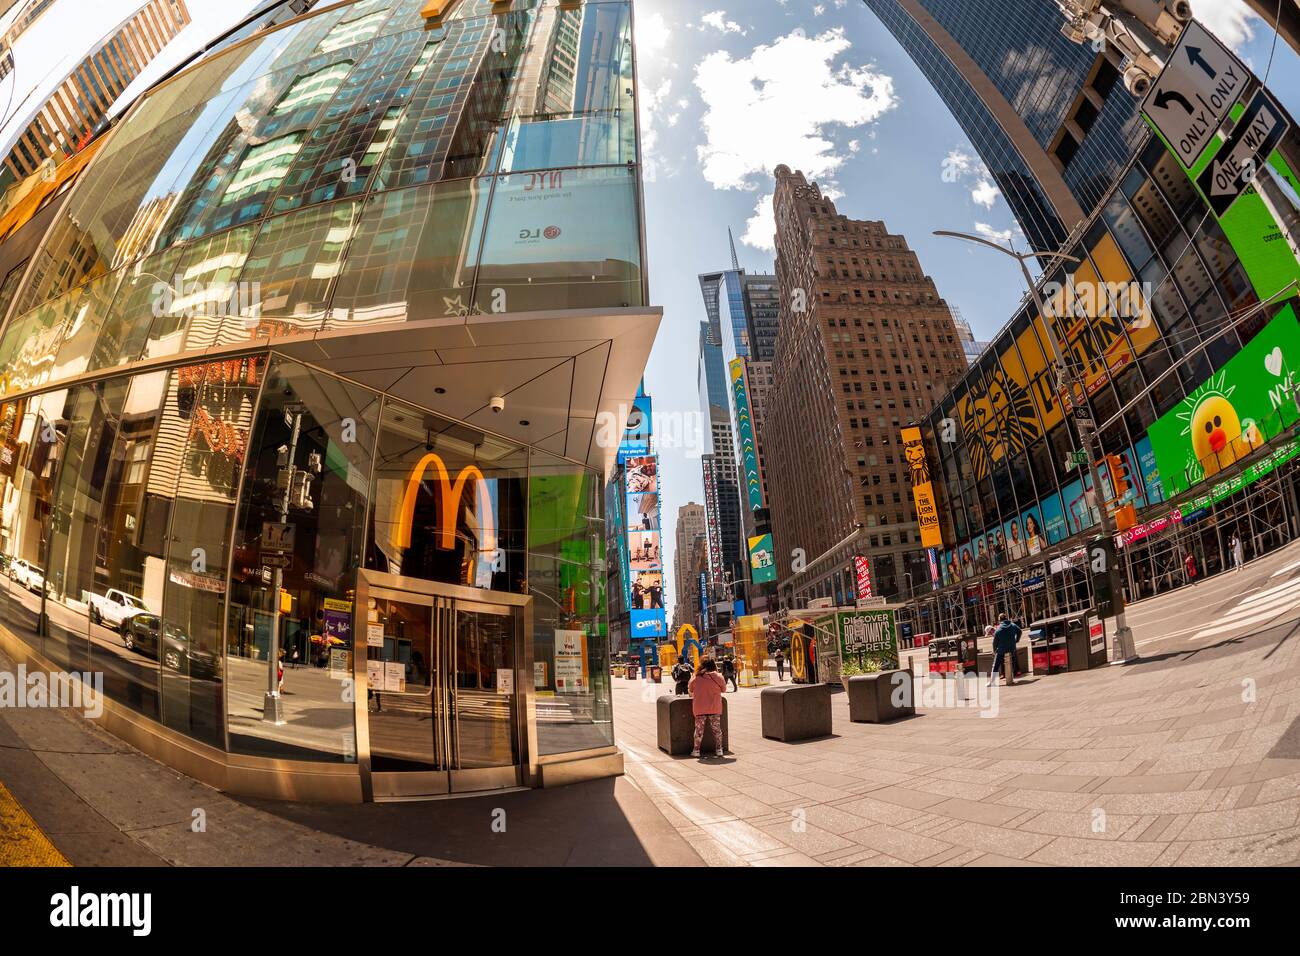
left=688, top=658, right=727, bottom=758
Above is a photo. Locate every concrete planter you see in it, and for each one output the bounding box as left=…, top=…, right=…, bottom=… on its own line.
left=846, top=670, right=915, bottom=723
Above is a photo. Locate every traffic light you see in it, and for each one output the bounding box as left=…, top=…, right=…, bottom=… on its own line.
left=1104, top=453, right=1131, bottom=502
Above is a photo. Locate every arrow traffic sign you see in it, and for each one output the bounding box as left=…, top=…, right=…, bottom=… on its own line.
left=1140, top=19, right=1250, bottom=169
left=1195, top=88, right=1289, bottom=217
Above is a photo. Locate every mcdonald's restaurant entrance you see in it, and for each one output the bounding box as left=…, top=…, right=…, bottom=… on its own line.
left=355, top=570, right=536, bottom=799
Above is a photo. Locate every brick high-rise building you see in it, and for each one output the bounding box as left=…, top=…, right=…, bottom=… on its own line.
left=670, top=501, right=706, bottom=633
left=766, top=165, right=967, bottom=605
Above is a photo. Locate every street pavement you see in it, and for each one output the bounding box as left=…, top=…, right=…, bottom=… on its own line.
left=1, top=539, right=1298, bottom=866
left=613, top=539, right=1300, bottom=866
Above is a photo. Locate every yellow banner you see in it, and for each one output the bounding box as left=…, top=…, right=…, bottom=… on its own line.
left=901, top=426, right=943, bottom=549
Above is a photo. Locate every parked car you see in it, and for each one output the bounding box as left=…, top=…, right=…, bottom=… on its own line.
left=10, top=558, right=44, bottom=592
left=87, top=588, right=149, bottom=629
left=121, top=612, right=161, bottom=658
left=161, top=627, right=221, bottom=680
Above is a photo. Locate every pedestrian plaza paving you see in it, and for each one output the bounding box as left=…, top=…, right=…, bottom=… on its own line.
left=615, top=548, right=1300, bottom=867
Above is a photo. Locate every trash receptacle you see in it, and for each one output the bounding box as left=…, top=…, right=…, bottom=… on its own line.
left=650, top=665, right=663, bottom=683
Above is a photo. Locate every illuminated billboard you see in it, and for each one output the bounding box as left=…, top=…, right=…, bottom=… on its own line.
left=1148, top=306, right=1300, bottom=498
left=729, top=358, right=763, bottom=510
left=747, top=532, right=775, bottom=584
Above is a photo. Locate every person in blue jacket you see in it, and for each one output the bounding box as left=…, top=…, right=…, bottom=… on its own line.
left=989, top=616, right=1022, bottom=687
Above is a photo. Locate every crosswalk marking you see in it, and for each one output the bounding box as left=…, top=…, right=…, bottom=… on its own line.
left=1191, top=577, right=1300, bottom=640
left=1270, top=559, right=1300, bottom=578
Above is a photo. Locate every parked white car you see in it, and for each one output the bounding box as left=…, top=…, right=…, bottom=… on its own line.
left=10, top=559, right=44, bottom=592
left=87, top=588, right=149, bottom=630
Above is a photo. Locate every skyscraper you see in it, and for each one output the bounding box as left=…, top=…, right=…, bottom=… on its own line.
left=765, top=166, right=968, bottom=606
left=862, top=0, right=1150, bottom=252
left=698, top=239, right=783, bottom=614
left=671, top=501, right=706, bottom=632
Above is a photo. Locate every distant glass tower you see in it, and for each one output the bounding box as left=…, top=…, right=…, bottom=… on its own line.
left=862, top=0, right=1149, bottom=252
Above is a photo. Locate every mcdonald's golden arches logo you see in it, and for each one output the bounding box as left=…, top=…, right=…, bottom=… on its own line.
left=391, top=453, right=497, bottom=554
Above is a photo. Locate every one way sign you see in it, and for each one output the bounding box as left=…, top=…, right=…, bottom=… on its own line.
left=1195, top=89, right=1289, bottom=217
left=1141, top=19, right=1249, bottom=169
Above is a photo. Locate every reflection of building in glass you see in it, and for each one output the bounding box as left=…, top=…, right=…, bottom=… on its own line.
left=0, top=0, right=656, bottom=802
left=2, top=0, right=192, bottom=183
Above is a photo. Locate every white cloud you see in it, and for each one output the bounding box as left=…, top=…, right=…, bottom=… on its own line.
left=636, top=13, right=676, bottom=182
left=1193, top=0, right=1260, bottom=51
left=693, top=27, right=896, bottom=208
left=640, top=75, right=676, bottom=182
left=699, top=10, right=743, bottom=34
left=942, top=147, right=1001, bottom=209
left=974, top=222, right=1016, bottom=245
left=637, top=10, right=670, bottom=59
left=741, top=193, right=776, bottom=251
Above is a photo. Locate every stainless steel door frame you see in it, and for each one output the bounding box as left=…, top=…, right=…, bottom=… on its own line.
left=355, top=569, right=535, bottom=801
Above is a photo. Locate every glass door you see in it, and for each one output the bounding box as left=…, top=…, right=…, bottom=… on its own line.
left=359, top=572, right=530, bottom=799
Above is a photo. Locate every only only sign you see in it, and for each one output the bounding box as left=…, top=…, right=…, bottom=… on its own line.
left=1141, top=19, right=1249, bottom=169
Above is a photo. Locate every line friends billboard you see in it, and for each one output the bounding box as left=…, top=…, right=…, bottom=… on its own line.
left=1148, top=306, right=1300, bottom=498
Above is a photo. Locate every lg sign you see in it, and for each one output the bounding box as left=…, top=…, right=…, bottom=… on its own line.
left=518, top=225, right=561, bottom=240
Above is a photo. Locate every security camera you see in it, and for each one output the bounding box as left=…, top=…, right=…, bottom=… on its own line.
left=489, top=396, right=506, bottom=414
left=1123, top=65, right=1152, bottom=98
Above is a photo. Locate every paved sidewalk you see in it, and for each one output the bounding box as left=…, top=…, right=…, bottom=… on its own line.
left=0, top=642, right=702, bottom=867
left=614, top=543, right=1300, bottom=867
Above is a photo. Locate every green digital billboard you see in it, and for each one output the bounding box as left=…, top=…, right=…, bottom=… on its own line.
left=1148, top=305, right=1300, bottom=498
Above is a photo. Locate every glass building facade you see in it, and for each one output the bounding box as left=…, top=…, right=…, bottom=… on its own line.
left=0, top=0, right=651, bottom=801
left=863, top=0, right=1148, bottom=254
left=914, top=130, right=1300, bottom=638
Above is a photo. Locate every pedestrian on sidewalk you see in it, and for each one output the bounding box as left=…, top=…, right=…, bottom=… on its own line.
left=671, top=657, right=692, bottom=695
left=774, top=649, right=786, bottom=681
left=988, top=616, right=1021, bottom=687
left=1231, top=533, right=1244, bottom=571
left=721, top=655, right=737, bottom=692
left=689, top=659, right=726, bottom=758
left=1184, top=551, right=1199, bottom=585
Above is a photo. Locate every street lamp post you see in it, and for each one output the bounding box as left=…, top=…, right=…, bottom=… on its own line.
left=933, top=230, right=1137, bottom=662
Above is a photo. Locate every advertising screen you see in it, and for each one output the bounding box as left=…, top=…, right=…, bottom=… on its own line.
left=1148, top=307, right=1300, bottom=498
left=747, top=532, right=776, bottom=584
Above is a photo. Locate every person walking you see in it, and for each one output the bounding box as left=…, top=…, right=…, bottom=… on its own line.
left=774, top=648, right=786, bottom=681
left=988, top=615, right=1022, bottom=687
left=1184, top=551, right=1199, bottom=585
left=688, top=659, right=727, bottom=758
left=721, top=655, right=738, bottom=692
left=671, top=656, right=692, bottom=695
left=1231, top=533, right=1245, bottom=572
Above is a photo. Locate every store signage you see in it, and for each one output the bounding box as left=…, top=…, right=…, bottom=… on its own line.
left=554, top=629, right=589, bottom=694
left=900, top=426, right=942, bottom=548
left=1196, top=88, right=1289, bottom=217
left=392, top=453, right=495, bottom=552
left=1141, top=18, right=1249, bottom=168
left=854, top=555, right=872, bottom=600
left=729, top=359, right=764, bottom=510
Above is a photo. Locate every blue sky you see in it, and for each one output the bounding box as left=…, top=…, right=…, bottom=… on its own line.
left=635, top=0, right=1300, bottom=620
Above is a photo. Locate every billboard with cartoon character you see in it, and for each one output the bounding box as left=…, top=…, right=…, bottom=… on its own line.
left=1148, top=307, right=1300, bottom=498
